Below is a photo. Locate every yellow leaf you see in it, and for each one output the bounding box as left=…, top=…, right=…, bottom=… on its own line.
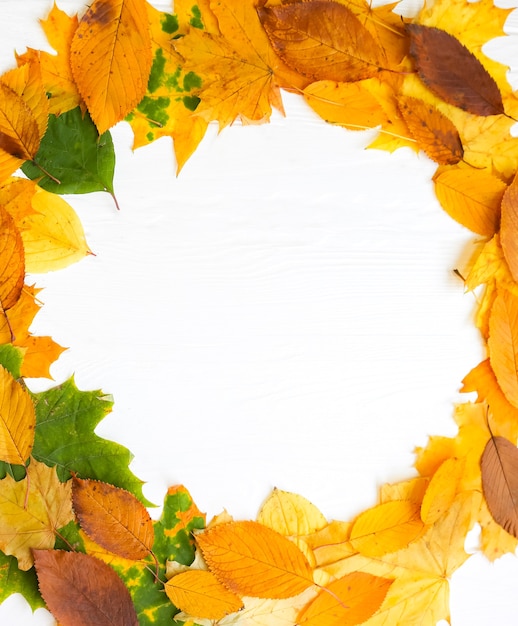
left=420, top=457, right=465, bottom=525
left=0, top=205, right=24, bottom=312
left=297, top=572, right=392, bottom=626
left=478, top=499, right=518, bottom=561
left=0, top=461, right=73, bottom=570
left=379, top=478, right=428, bottom=505
left=433, top=167, right=505, bottom=237
left=196, top=520, right=314, bottom=598
left=19, top=187, right=90, bottom=272
left=257, top=488, right=327, bottom=537
left=349, top=500, right=426, bottom=557
left=165, top=570, right=243, bottom=620
left=0, top=177, right=38, bottom=224
left=70, top=0, right=152, bottom=134
left=0, top=365, right=35, bottom=464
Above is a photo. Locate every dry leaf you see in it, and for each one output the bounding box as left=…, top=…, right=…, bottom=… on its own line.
left=433, top=167, right=505, bottom=236
left=165, top=570, right=243, bottom=620
left=0, top=206, right=24, bottom=312
left=196, top=520, right=314, bottom=598
left=500, top=173, right=518, bottom=281
left=481, top=434, right=518, bottom=538
left=349, top=500, right=425, bottom=557
left=70, top=0, right=152, bottom=134
left=258, top=0, right=386, bottom=82
left=297, top=572, right=392, bottom=626
left=0, top=365, right=35, bottom=465
left=257, top=488, right=327, bottom=537
left=33, top=549, right=138, bottom=626
left=488, top=288, right=518, bottom=409
left=407, top=24, right=504, bottom=117
left=420, top=457, right=465, bottom=525
left=0, top=461, right=73, bottom=570
left=72, top=476, right=154, bottom=560
left=397, top=95, right=463, bottom=165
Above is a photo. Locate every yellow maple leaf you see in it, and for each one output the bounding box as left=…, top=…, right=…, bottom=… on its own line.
left=0, top=460, right=73, bottom=570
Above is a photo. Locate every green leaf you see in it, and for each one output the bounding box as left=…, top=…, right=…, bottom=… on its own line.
left=0, top=344, right=24, bottom=379
left=31, top=377, right=152, bottom=506
left=21, top=107, right=116, bottom=197
left=0, top=550, right=44, bottom=611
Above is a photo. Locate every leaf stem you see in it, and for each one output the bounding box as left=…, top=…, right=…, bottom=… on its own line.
left=32, top=160, right=61, bottom=185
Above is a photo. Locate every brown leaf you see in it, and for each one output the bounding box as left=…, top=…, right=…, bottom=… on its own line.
left=72, top=476, right=154, bottom=560
left=488, top=288, right=518, bottom=408
left=407, top=24, right=504, bottom=117
left=397, top=95, right=463, bottom=165
left=501, top=173, right=518, bottom=281
left=0, top=205, right=24, bottom=312
left=196, top=520, right=314, bottom=598
left=481, top=435, right=518, bottom=538
left=258, top=0, right=385, bottom=82
left=33, top=549, right=138, bottom=626
left=70, top=0, right=152, bottom=134
left=297, top=572, right=392, bottom=626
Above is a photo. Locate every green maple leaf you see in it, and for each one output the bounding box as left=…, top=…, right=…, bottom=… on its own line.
left=21, top=107, right=118, bottom=206
left=31, top=377, right=152, bottom=506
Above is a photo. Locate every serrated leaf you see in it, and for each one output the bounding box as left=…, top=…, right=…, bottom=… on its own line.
left=0, top=365, right=35, bottom=465
left=0, top=206, right=24, bottom=312
left=0, top=461, right=73, bottom=570
left=196, top=520, right=314, bottom=599
left=72, top=476, right=154, bottom=560
left=34, top=549, right=138, bottom=626
left=165, top=570, right=243, bottom=620
left=257, top=488, right=327, bottom=537
left=31, top=377, right=152, bottom=506
left=70, top=0, right=152, bottom=134
left=21, top=107, right=116, bottom=197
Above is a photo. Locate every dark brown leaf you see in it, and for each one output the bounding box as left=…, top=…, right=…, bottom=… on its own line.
left=258, top=0, right=385, bottom=82
left=481, top=435, right=518, bottom=538
left=33, top=549, right=139, bottom=626
left=407, top=24, right=504, bottom=117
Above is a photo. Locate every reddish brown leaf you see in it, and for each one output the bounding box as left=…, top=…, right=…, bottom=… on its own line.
left=258, top=0, right=385, bottom=82
left=398, top=95, right=463, bottom=165
left=33, top=549, right=138, bottom=626
left=481, top=435, right=518, bottom=538
left=501, top=173, right=518, bottom=281
left=72, top=477, right=154, bottom=560
left=407, top=24, right=504, bottom=117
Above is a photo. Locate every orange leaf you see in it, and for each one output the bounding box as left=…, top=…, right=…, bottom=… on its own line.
left=433, top=167, right=505, bottom=236
left=0, top=206, right=24, bottom=312
left=349, top=500, right=425, bottom=557
left=258, top=0, right=386, bottom=82
left=165, top=570, right=243, bottom=620
left=407, top=24, right=504, bottom=116
left=34, top=550, right=138, bottom=626
left=70, top=0, right=152, bottom=134
left=0, top=177, right=38, bottom=224
left=297, top=572, right=392, bottom=626
left=397, top=95, right=463, bottom=165
left=481, top=435, right=518, bottom=538
left=19, top=336, right=67, bottom=380
left=501, top=173, right=518, bottom=282
left=0, top=365, right=35, bottom=465
left=72, top=476, right=154, bottom=560
left=196, top=520, right=314, bottom=598
left=488, top=288, right=518, bottom=409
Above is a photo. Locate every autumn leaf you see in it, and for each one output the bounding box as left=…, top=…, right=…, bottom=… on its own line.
left=420, top=457, right=465, bottom=525
left=349, top=500, right=426, bottom=557
left=0, top=365, right=35, bottom=465
left=488, top=288, right=518, bottom=409
left=407, top=24, right=504, bottom=117
left=0, top=550, right=45, bottom=611
left=500, top=172, right=518, bottom=281
left=297, top=572, right=392, bottom=626
left=481, top=434, right=518, bottom=538
left=72, top=476, right=154, bottom=561
left=0, top=206, right=24, bottom=313
left=433, top=167, right=505, bottom=236
left=258, top=0, right=386, bottom=82
left=70, top=0, right=152, bottom=134
left=196, top=520, right=314, bottom=598
left=22, top=107, right=117, bottom=201
left=257, top=488, right=327, bottom=538
left=0, top=461, right=73, bottom=570
left=165, top=570, right=244, bottom=620
left=18, top=187, right=91, bottom=272
left=32, top=377, right=151, bottom=505
left=34, top=549, right=138, bottom=626
left=397, top=95, right=463, bottom=165
left=0, top=344, right=24, bottom=379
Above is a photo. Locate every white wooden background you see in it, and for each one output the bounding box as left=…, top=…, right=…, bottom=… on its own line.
left=2, top=0, right=518, bottom=623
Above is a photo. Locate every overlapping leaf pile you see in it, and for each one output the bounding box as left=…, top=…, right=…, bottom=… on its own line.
left=1, top=0, right=518, bottom=623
